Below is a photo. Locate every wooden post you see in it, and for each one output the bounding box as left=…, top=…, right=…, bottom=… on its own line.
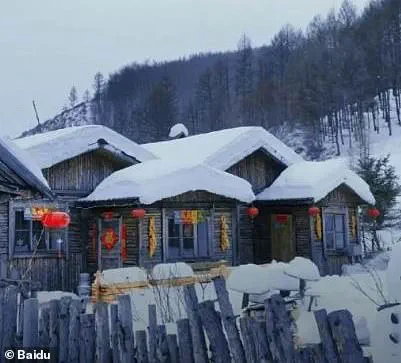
left=213, top=277, right=246, bottom=363
left=167, top=334, right=179, bottom=363
left=39, top=306, right=50, bottom=348
left=68, top=299, right=81, bottom=363
left=136, top=330, right=149, bottom=363
left=148, top=304, right=159, bottom=363
left=23, top=298, right=39, bottom=347
left=110, top=304, right=121, bottom=363
left=48, top=299, right=59, bottom=357
left=198, top=300, right=231, bottom=363
left=328, top=310, right=365, bottom=363
left=156, top=325, right=170, bottom=363
left=95, top=302, right=111, bottom=363
left=239, top=317, right=257, bottom=363
left=1, top=285, right=18, bottom=353
left=59, top=296, right=72, bottom=363
left=264, top=297, right=283, bottom=361
left=183, top=285, right=208, bottom=363
left=177, top=319, right=194, bottom=363
left=314, top=309, right=340, bottom=363
left=80, top=314, right=95, bottom=363
left=118, top=294, right=135, bottom=363
left=250, top=319, right=272, bottom=363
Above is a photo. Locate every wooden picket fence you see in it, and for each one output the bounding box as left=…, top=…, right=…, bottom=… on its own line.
left=0, top=278, right=371, bottom=363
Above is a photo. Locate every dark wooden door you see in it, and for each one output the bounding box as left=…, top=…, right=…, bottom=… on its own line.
left=98, top=218, right=121, bottom=271
left=271, top=214, right=294, bottom=262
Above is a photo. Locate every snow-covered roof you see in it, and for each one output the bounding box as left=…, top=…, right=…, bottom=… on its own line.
left=257, top=158, right=375, bottom=205
left=143, top=126, right=303, bottom=170
left=0, top=136, right=53, bottom=198
left=14, top=125, right=156, bottom=169
left=82, top=160, right=255, bottom=205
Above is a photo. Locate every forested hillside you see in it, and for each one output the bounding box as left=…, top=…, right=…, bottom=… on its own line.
left=22, top=0, right=401, bottom=160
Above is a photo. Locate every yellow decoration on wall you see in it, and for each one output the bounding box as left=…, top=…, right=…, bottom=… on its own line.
left=148, top=216, right=157, bottom=257
left=352, top=215, right=357, bottom=239
left=220, top=215, right=230, bottom=251
left=315, top=214, right=323, bottom=240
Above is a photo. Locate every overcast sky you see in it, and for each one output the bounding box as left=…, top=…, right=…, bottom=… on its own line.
left=0, top=0, right=370, bottom=137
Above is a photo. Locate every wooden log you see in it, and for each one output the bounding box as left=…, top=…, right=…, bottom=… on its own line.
left=48, top=299, right=60, bottom=353
left=314, top=309, right=339, bottom=363
left=327, top=310, right=365, bottom=363
left=80, top=314, right=95, bottom=363
left=59, top=296, right=72, bottom=363
left=68, top=299, right=81, bottom=363
left=110, top=304, right=121, bottom=363
left=136, top=330, right=149, bottom=363
left=167, top=334, right=179, bottom=363
left=39, top=306, right=50, bottom=348
left=148, top=304, right=159, bottom=363
left=23, top=298, right=39, bottom=347
left=156, top=325, right=170, bottom=363
left=118, top=294, right=135, bottom=363
left=198, top=300, right=231, bottom=363
left=250, top=319, right=272, bottom=363
left=239, top=317, right=257, bottom=363
left=213, top=277, right=245, bottom=363
left=183, top=285, right=208, bottom=363
left=2, top=285, right=18, bottom=353
left=95, top=302, right=111, bottom=363
left=177, top=319, right=194, bottom=363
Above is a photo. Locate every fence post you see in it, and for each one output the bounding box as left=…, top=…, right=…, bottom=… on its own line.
left=48, top=299, right=59, bottom=354
left=136, top=330, right=149, bottom=363
left=118, top=294, right=135, bottom=363
left=1, top=285, right=18, bottom=354
left=177, top=319, right=194, bottom=363
left=213, top=277, right=246, bottom=363
left=156, top=325, right=170, bottom=363
left=148, top=304, right=159, bottom=363
left=39, top=306, right=50, bottom=348
left=183, top=284, right=208, bottom=363
left=110, top=304, right=121, bottom=363
left=250, top=319, right=272, bottom=363
left=239, top=317, right=257, bottom=363
left=68, top=299, right=81, bottom=363
left=23, top=298, right=39, bottom=348
left=95, top=302, right=111, bottom=363
left=80, top=314, right=95, bottom=363
left=59, top=296, right=72, bottom=363
left=198, top=300, right=231, bottom=363
left=314, top=309, right=340, bottom=363
left=327, top=310, right=365, bottom=363
left=264, top=297, right=284, bottom=361
left=167, top=334, right=179, bottom=363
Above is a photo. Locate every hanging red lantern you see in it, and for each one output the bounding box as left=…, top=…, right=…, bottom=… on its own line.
left=247, top=206, right=259, bottom=219
left=308, top=207, right=320, bottom=217
left=41, top=212, right=71, bottom=229
left=102, top=211, right=114, bottom=220
left=131, top=208, right=146, bottom=219
left=368, top=208, right=380, bottom=218
left=275, top=214, right=289, bottom=224
left=101, top=228, right=118, bottom=250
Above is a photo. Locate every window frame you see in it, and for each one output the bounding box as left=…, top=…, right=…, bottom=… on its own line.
left=322, top=207, right=349, bottom=252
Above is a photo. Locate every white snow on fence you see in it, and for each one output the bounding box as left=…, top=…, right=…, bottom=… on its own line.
left=169, top=123, right=189, bottom=138
left=83, top=160, right=255, bottom=204
left=152, top=262, right=194, bottom=280
left=101, top=267, right=148, bottom=284
left=284, top=257, right=321, bottom=282
left=14, top=125, right=156, bottom=169
left=257, top=158, right=375, bottom=205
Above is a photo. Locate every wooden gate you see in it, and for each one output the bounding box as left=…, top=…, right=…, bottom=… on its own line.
left=98, top=217, right=122, bottom=270
left=271, top=214, right=294, bottom=262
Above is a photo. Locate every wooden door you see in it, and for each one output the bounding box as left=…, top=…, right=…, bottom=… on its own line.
left=98, top=217, right=121, bottom=271
left=271, top=214, right=294, bottom=262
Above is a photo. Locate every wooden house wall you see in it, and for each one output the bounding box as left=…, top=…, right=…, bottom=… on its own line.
left=227, top=149, right=285, bottom=193
left=42, top=150, right=132, bottom=195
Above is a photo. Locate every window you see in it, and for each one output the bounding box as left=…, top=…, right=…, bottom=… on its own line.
left=13, top=209, right=66, bottom=255
left=167, top=213, right=210, bottom=259
left=324, top=213, right=346, bottom=250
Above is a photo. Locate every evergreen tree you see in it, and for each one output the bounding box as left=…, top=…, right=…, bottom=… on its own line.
left=68, top=86, right=78, bottom=108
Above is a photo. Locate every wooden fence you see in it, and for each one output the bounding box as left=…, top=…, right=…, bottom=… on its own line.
left=0, top=278, right=370, bottom=363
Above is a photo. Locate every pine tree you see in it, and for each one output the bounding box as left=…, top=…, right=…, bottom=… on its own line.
left=69, top=86, right=78, bottom=108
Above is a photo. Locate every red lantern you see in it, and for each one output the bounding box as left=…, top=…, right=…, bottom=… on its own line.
left=41, top=212, right=71, bottom=229
left=275, top=214, right=289, bottom=224
left=247, top=207, right=259, bottom=219
left=102, top=211, right=114, bottom=220
left=131, top=208, right=146, bottom=219
left=308, top=207, right=320, bottom=217
left=368, top=208, right=380, bottom=218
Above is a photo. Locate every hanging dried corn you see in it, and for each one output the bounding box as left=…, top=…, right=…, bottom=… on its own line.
left=148, top=216, right=157, bottom=257
left=220, top=215, right=230, bottom=251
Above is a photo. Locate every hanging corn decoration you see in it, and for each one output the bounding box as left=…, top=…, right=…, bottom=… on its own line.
left=315, top=214, right=323, bottom=240
left=220, top=215, right=230, bottom=251
left=352, top=215, right=357, bottom=239
left=148, top=216, right=157, bottom=257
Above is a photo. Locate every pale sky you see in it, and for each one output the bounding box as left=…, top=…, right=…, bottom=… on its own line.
left=0, top=0, right=370, bottom=137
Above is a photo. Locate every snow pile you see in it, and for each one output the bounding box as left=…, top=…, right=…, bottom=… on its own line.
left=151, top=263, right=194, bottom=280
left=169, top=123, right=189, bottom=138
left=15, top=125, right=156, bottom=169
left=284, top=257, right=320, bottom=281
left=101, top=267, right=147, bottom=284
left=83, top=160, right=255, bottom=204
left=257, top=158, right=375, bottom=205
left=143, top=126, right=303, bottom=171
left=342, top=252, right=391, bottom=275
